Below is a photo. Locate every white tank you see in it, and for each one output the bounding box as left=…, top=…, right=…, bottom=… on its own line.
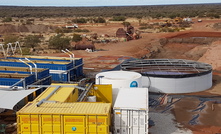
left=95, top=71, right=142, bottom=104
left=87, top=96, right=96, bottom=102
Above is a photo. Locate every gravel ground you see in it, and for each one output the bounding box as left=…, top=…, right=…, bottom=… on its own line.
left=149, top=112, right=193, bottom=134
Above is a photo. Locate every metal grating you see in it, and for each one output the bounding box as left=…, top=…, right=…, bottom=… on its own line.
left=120, top=59, right=212, bottom=78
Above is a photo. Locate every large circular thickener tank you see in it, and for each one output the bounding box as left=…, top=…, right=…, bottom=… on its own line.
left=120, top=59, right=212, bottom=93
left=95, top=71, right=142, bottom=102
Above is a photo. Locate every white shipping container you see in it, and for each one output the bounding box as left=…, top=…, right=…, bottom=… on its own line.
left=113, top=88, right=148, bottom=134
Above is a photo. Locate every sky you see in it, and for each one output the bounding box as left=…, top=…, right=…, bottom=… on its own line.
left=0, top=0, right=220, bottom=7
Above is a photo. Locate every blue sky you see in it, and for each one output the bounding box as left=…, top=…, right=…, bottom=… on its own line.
left=0, top=0, right=220, bottom=7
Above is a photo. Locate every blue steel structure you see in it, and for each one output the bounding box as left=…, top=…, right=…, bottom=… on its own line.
left=1, top=56, right=84, bottom=82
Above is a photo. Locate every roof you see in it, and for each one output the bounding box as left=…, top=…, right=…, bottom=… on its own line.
left=33, top=84, right=78, bottom=102
left=17, top=102, right=111, bottom=115
left=114, top=88, right=148, bottom=110
left=0, top=88, right=39, bottom=109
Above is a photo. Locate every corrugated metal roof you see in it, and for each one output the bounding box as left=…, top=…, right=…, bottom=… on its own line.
left=17, top=102, right=111, bottom=115
left=34, top=84, right=77, bottom=102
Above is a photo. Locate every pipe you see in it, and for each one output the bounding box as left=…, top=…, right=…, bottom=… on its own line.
left=15, top=41, right=22, bottom=56
left=19, top=59, right=33, bottom=74
left=10, top=78, right=25, bottom=89
left=61, top=50, right=72, bottom=62
left=65, top=49, right=75, bottom=66
left=0, top=44, right=6, bottom=58
left=25, top=58, right=38, bottom=80
left=77, top=83, right=93, bottom=102
left=36, top=86, right=61, bottom=107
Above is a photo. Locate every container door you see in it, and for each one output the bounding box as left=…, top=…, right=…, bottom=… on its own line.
left=17, top=114, right=39, bottom=134
left=41, top=115, right=61, bottom=134
left=114, top=110, right=148, bottom=134
left=129, top=110, right=148, bottom=134
left=87, top=115, right=109, bottom=134
left=63, top=116, right=86, bottom=134
left=114, top=110, right=128, bottom=134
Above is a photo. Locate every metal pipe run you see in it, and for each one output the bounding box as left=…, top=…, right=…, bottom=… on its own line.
left=19, top=59, right=33, bottom=74
left=10, top=78, right=25, bottom=89
left=61, top=49, right=72, bottom=62
left=25, top=58, right=38, bottom=80
left=77, top=83, right=93, bottom=102
left=65, top=49, right=75, bottom=66
left=36, top=86, right=61, bottom=107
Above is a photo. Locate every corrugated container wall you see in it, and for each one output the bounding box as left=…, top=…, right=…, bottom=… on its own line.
left=113, top=88, right=149, bottom=134
left=17, top=102, right=112, bottom=134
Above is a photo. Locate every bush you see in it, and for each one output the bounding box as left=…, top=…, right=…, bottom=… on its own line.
left=73, top=29, right=90, bottom=33
left=2, top=17, right=12, bottom=22
left=72, top=18, right=87, bottom=23
left=122, top=21, right=131, bottom=27
left=93, top=17, right=106, bottom=23
left=49, top=34, right=71, bottom=49
left=72, top=34, right=82, bottom=42
left=4, top=35, right=19, bottom=44
left=109, top=16, right=126, bottom=21
left=24, top=35, right=41, bottom=48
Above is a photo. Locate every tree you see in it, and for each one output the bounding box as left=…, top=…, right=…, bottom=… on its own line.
left=93, top=17, right=106, bottom=23
left=72, top=34, right=82, bottom=42
left=122, top=21, right=131, bottom=28
left=24, top=35, right=41, bottom=48
left=4, top=35, right=19, bottom=44
left=49, top=34, right=71, bottom=49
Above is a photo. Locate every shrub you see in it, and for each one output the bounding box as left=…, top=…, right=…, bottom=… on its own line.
left=24, top=35, right=41, bottom=48
left=2, top=17, right=12, bottom=22
left=109, top=16, right=126, bottom=21
left=72, top=33, right=82, bottom=42
left=4, top=35, right=19, bottom=44
left=93, top=17, right=106, bottom=23
left=73, top=29, right=90, bottom=33
left=72, top=18, right=87, bottom=23
left=49, top=34, right=71, bottom=49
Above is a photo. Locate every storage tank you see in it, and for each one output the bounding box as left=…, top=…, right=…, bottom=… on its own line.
left=95, top=71, right=142, bottom=103
left=120, top=59, right=212, bottom=94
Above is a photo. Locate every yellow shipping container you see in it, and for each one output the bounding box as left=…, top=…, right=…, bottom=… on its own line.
left=34, top=84, right=79, bottom=103
left=17, top=102, right=111, bottom=134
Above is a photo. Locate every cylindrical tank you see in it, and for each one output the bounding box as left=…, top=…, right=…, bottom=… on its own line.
left=95, top=71, right=143, bottom=103
left=87, top=96, right=96, bottom=102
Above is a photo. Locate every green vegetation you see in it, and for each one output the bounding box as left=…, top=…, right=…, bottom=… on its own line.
left=24, top=35, right=41, bottom=48
left=72, top=18, right=87, bottom=23
left=110, top=16, right=126, bottom=21
left=49, top=34, right=71, bottom=49
left=3, top=35, right=19, bottom=44
left=2, top=17, right=12, bottom=22
left=93, top=17, right=106, bottom=23
left=72, top=33, right=82, bottom=42
left=73, top=29, right=90, bottom=33
left=122, top=21, right=131, bottom=27
left=0, top=4, right=221, bottom=18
